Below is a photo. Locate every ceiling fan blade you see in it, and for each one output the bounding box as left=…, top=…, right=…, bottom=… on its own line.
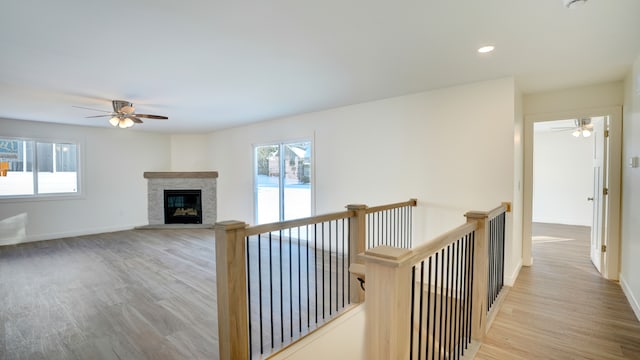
left=85, top=114, right=113, bottom=118
left=73, top=105, right=112, bottom=113
left=129, top=116, right=144, bottom=124
left=135, top=114, right=168, bottom=120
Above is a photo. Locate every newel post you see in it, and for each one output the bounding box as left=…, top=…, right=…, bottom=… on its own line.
left=347, top=204, right=367, bottom=303
left=361, top=246, right=413, bottom=360
left=465, top=211, right=490, bottom=340
left=214, top=220, right=250, bottom=360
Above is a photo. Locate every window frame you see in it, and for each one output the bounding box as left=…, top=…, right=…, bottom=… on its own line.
left=253, top=138, right=314, bottom=225
left=0, top=135, right=83, bottom=201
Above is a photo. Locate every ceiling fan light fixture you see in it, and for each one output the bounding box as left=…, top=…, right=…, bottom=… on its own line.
left=77, top=100, right=167, bottom=128
left=118, top=118, right=134, bottom=128
left=572, top=129, right=581, bottom=137
left=582, top=129, right=591, bottom=137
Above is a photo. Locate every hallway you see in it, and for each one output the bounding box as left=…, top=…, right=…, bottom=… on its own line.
left=475, top=223, right=640, bottom=359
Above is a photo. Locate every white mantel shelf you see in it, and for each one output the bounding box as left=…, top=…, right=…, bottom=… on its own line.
left=143, top=171, right=218, bottom=179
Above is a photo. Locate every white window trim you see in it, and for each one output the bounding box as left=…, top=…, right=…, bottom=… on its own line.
left=0, top=135, right=83, bottom=201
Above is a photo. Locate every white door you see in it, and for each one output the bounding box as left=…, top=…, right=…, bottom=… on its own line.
left=590, top=117, right=608, bottom=273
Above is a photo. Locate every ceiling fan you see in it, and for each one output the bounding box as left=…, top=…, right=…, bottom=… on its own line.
left=74, top=100, right=168, bottom=128
left=552, top=118, right=593, bottom=137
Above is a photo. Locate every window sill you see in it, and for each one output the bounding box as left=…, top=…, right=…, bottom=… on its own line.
left=0, top=193, right=84, bottom=204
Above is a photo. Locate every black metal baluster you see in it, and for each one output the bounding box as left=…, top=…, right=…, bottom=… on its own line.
left=418, top=260, right=425, bottom=360
left=500, top=213, right=505, bottom=293
left=455, top=238, right=462, bottom=359
left=467, top=231, right=476, bottom=346
left=246, top=237, right=252, bottom=358
left=404, top=206, right=408, bottom=248
left=329, top=221, right=333, bottom=316
left=461, top=234, right=468, bottom=356
left=433, top=251, right=440, bottom=360
left=342, top=218, right=345, bottom=308
left=297, top=227, right=302, bottom=334
left=447, top=242, right=453, bottom=359
left=280, top=229, right=284, bottom=343
left=314, top=223, right=318, bottom=324
left=444, top=246, right=450, bottom=359
left=306, top=225, right=310, bottom=327
left=425, top=256, right=432, bottom=360
left=452, top=239, right=459, bottom=360
left=367, top=214, right=371, bottom=249
left=347, top=220, right=351, bottom=303
left=410, top=265, right=416, bottom=360
left=335, top=219, right=339, bottom=312
left=258, top=234, right=264, bottom=354
left=289, top=228, right=293, bottom=339
left=387, top=210, right=391, bottom=246
left=410, top=206, right=413, bottom=248
left=269, top=232, right=274, bottom=348
left=393, top=208, right=397, bottom=247
left=491, top=217, right=496, bottom=307
left=322, top=222, right=325, bottom=320
left=377, top=211, right=381, bottom=247
left=467, top=233, right=473, bottom=347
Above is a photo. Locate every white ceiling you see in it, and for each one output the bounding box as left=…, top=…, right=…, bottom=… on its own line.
left=1, top=0, right=639, bottom=133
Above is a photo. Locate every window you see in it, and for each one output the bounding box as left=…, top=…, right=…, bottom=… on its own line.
left=254, top=141, right=312, bottom=224
left=0, top=138, right=79, bottom=197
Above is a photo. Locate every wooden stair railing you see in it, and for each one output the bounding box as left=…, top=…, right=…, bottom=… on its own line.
left=215, top=199, right=417, bottom=360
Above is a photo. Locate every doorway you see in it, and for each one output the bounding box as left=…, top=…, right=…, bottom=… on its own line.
left=523, top=107, right=622, bottom=280
left=532, top=118, right=596, bottom=270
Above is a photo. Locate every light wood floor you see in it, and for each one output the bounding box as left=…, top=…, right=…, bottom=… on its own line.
left=0, top=229, right=347, bottom=359
left=476, top=223, right=640, bottom=359
left=0, top=229, right=219, bottom=360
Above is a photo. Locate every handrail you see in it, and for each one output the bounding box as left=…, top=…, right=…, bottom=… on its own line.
left=365, top=198, right=417, bottom=214
left=244, top=210, right=354, bottom=236
left=404, top=221, right=477, bottom=266
left=465, top=204, right=506, bottom=221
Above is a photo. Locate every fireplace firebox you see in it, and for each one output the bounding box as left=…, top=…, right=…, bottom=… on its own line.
left=164, top=190, right=203, bottom=224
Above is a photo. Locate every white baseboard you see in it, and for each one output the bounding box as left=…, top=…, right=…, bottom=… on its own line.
left=620, top=273, right=640, bottom=322
left=24, top=224, right=140, bottom=244
left=505, top=259, right=522, bottom=286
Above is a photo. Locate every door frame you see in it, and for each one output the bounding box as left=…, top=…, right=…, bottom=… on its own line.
left=523, top=106, right=622, bottom=280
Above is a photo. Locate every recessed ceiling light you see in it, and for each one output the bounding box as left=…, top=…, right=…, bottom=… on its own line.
left=477, top=45, right=495, bottom=54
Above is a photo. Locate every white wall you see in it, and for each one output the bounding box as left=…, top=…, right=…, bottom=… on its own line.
left=0, top=119, right=171, bottom=243
left=533, top=125, right=594, bottom=226
left=510, top=87, right=524, bottom=284
left=524, top=81, right=624, bottom=115
left=170, top=134, right=212, bottom=171
left=201, top=77, right=520, bottom=282
left=272, top=305, right=365, bottom=360
left=621, top=55, right=640, bottom=320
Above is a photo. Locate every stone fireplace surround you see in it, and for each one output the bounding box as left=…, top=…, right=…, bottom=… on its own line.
left=143, top=171, right=217, bottom=226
